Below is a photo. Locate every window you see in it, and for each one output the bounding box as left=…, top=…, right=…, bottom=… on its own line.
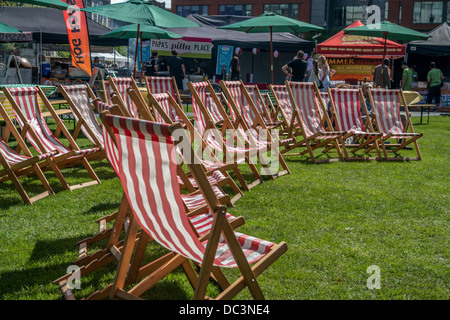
left=219, top=4, right=252, bottom=16
left=333, top=6, right=365, bottom=26
left=447, top=1, right=450, bottom=22
left=176, top=5, right=208, bottom=17
left=263, top=3, right=298, bottom=18
left=413, top=1, right=443, bottom=23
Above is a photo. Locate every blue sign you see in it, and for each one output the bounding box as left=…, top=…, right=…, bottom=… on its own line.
left=216, top=45, right=233, bottom=75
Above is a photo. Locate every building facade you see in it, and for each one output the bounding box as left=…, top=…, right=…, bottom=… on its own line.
left=170, top=0, right=450, bottom=32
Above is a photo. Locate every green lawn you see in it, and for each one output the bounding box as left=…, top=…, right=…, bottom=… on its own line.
left=0, top=115, right=448, bottom=300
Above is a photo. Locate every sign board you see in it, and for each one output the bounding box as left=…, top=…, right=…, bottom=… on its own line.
left=150, top=37, right=213, bottom=59
left=328, top=57, right=379, bottom=81
left=216, top=45, right=233, bottom=75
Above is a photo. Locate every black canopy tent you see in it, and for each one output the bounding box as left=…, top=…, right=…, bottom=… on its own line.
left=0, top=6, right=125, bottom=46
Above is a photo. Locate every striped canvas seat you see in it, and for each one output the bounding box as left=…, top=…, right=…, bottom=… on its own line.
left=104, top=114, right=287, bottom=299
left=270, top=84, right=296, bottom=128
left=150, top=93, right=184, bottom=124
left=5, top=87, right=100, bottom=161
left=59, top=84, right=104, bottom=149
left=245, top=84, right=283, bottom=129
left=368, top=88, right=422, bottom=160
left=145, top=76, right=185, bottom=108
left=3, top=86, right=101, bottom=190
left=285, top=81, right=346, bottom=163
left=109, top=77, right=139, bottom=118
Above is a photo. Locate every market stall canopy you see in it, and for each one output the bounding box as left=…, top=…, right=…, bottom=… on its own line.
left=168, top=14, right=314, bottom=52
left=100, top=23, right=181, bottom=40
left=6, top=0, right=70, bottom=10
left=407, top=22, right=450, bottom=56
left=0, top=21, right=21, bottom=34
left=0, top=6, right=127, bottom=46
left=317, top=20, right=406, bottom=56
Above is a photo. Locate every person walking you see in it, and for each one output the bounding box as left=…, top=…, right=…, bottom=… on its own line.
left=229, top=56, right=240, bottom=81
left=372, top=58, right=391, bottom=89
left=401, top=61, right=413, bottom=91
left=167, top=50, right=187, bottom=91
left=426, top=62, right=444, bottom=105
left=282, top=50, right=308, bottom=82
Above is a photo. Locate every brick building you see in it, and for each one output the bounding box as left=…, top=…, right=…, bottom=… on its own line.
left=170, top=0, right=450, bottom=32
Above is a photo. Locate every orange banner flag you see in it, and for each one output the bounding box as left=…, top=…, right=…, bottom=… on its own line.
left=63, top=0, right=92, bottom=76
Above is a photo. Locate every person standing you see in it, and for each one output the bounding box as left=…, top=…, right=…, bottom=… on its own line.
left=157, top=55, right=169, bottom=76
left=372, top=58, right=391, bottom=89
left=426, top=62, right=444, bottom=105
left=401, top=62, right=413, bottom=91
left=318, top=55, right=332, bottom=92
left=282, top=50, right=307, bottom=82
left=229, top=56, right=240, bottom=81
left=307, top=59, right=321, bottom=88
left=145, top=51, right=158, bottom=77
left=167, top=50, right=186, bottom=91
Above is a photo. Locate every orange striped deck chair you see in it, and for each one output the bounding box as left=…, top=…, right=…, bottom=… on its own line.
left=2, top=86, right=101, bottom=191
left=102, top=114, right=287, bottom=300
left=367, top=88, right=422, bottom=161
left=0, top=102, right=57, bottom=204
left=285, top=81, right=346, bottom=163
left=327, top=88, right=383, bottom=160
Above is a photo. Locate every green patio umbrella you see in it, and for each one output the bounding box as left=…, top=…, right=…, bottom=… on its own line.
left=6, top=0, right=70, bottom=10
left=0, top=21, right=22, bottom=34
left=344, top=21, right=430, bottom=87
left=83, top=0, right=200, bottom=77
left=100, top=24, right=181, bottom=40
left=220, top=12, right=324, bottom=84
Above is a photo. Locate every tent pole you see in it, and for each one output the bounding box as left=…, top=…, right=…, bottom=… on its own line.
left=133, top=24, right=140, bottom=79
left=270, top=26, right=273, bottom=84
left=380, top=31, right=387, bottom=88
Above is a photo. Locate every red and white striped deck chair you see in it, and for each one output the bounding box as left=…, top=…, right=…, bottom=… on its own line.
left=103, top=114, right=287, bottom=300
left=220, top=80, right=290, bottom=178
left=327, top=88, right=382, bottom=160
left=269, top=84, right=302, bottom=139
left=108, top=77, right=141, bottom=118
left=368, top=88, right=422, bottom=161
left=145, top=75, right=185, bottom=108
left=0, top=102, right=57, bottom=204
left=58, top=84, right=105, bottom=161
left=2, top=86, right=101, bottom=191
left=245, top=84, right=283, bottom=130
left=189, top=81, right=265, bottom=190
left=285, top=81, right=346, bottom=163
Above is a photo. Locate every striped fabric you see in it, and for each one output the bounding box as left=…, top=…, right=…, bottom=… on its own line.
left=370, top=89, right=421, bottom=139
left=110, top=77, right=139, bottom=118
left=288, top=82, right=344, bottom=139
left=6, top=87, right=99, bottom=160
left=190, top=82, right=256, bottom=155
left=329, top=89, right=365, bottom=133
left=103, top=80, right=113, bottom=104
left=181, top=184, right=226, bottom=212
left=271, top=84, right=294, bottom=124
left=0, top=138, right=57, bottom=166
left=106, top=114, right=274, bottom=267
left=245, top=85, right=281, bottom=128
left=151, top=93, right=183, bottom=123
left=177, top=170, right=227, bottom=189
left=61, top=84, right=103, bottom=145
left=146, top=76, right=177, bottom=97
left=94, top=100, right=112, bottom=113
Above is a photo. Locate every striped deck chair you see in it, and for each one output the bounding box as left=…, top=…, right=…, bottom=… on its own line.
left=2, top=86, right=101, bottom=191
left=54, top=104, right=242, bottom=300
left=189, top=81, right=266, bottom=190
left=145, top=75, right=185, bottom=109
left=367, top=88, right=422, bottom=161
left=245, top=84, right=283, bottom=130
left=327, top=88, right=383, bottom=160
left=0, top=102, right=57, bottom=204
left=220, top=80, right=290, bottom=178
left=103, top=114, right=287, bottom=300
left=269, top=84, right=302, bottom=139
left=107, top=77, right=141, bottom=118
left=57, top=84, right=105, bottom=161
left=285, top=81, right=346, bottom=163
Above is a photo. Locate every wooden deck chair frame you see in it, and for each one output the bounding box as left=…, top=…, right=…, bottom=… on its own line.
left=2, top=86, right=101, bottom=191
left=107, top=76, right=143, bottom=119
left=284, top=81, right=346, bottom=163
left=188, top=80, right=266, bottom=190
left=0, top=102, right=57, bottom=204
left=101, top=114, right=287, bottom=300
left=219, top=80, right=290, bottom=179
left=367, top=88, right=422, bottom=161
left=326, top=88, right=383, bottom=161
left=57, top=84, right=106, bottom=161
left=128, top=88, right=244, bottom=203
left=144, top=75, right=186, bottom=111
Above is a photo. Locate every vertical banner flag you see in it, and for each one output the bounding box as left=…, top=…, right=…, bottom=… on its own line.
left=63, top=0, right=92, bottom=76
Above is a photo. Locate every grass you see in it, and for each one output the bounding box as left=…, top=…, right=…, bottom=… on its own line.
left=0, top=115, right=448, bottom=300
